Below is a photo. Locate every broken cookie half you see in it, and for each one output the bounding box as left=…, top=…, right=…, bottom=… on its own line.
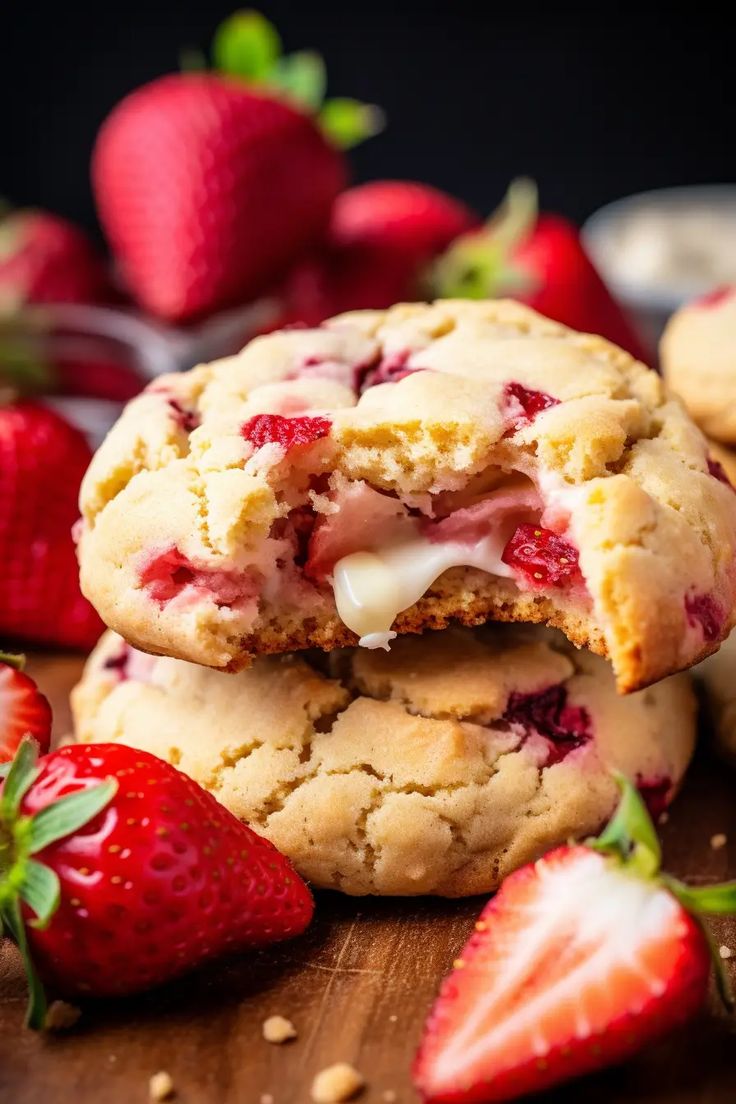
left=77, top=299, right=736, bottom=691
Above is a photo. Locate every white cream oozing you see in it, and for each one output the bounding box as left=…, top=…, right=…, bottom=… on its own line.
left=333, top=520, right=518, bottom=650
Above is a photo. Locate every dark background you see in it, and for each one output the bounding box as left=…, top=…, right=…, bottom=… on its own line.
left=3, top=0, right=734, bottom=236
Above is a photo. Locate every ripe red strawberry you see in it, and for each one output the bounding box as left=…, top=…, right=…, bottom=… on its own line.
left=0, top=656, right=52, bottom=762
left=275, top=181, right=479, bottom=326
left=512, top=214, right=650, bottom=361
left=0, top=739, right=314, bottom=1027
left=93, top=76, right=345, bottom=323
left=0, top=402, right=103, bottom=648
left=0, top=210, right=110, bottom=306
left=414, top=776, right=736, bottom=1103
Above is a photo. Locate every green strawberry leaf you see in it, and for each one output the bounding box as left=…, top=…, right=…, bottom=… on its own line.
left=0, top=651, right=25, bottom=671
left=663, top=875, right=736, bottom=915
left=3, top=898, right=47, bottom=1029
left=588, top=772, right=662, bottom=870
left=272, top=51, right=327, bottom=111
left=19, top=860, right=60, bottom=929
left=212, top=10, right=282, bottom=83
left=319, top=98, right=385, bottom=149
left=0, top=738, right=41, bottom=822
left=28, top=779, right=118, bottom=854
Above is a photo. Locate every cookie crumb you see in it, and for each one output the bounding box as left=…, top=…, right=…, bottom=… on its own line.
left=658, top=811, right=669, bottom=825
left=719, top=945, right=732, bottom=960
left=311, top=1062, right=364, bottom=1103
left=260, top=1095, right=274, bottom=1104
left=711, top=833, right=728, bottom=850
left=149, top=1071, right=175, bottom=1101
left=382, top=1092, right=397, bottom=1102
left=44, top=1000, right=81, bottom=1032
left=262, top=1015, right=297, bottom=1044
left=388, top=1014, right=398, bottom=1023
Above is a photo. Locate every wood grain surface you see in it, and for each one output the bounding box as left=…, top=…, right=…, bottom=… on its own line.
left=1, top=654, right=734, bottom=1104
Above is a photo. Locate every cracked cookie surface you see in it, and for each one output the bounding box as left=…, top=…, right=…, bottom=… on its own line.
left=72, top=625, right=696, bottom=897
left=77, top=299, right=736, bottom=691
left=661, top=287, right=736, bottom=445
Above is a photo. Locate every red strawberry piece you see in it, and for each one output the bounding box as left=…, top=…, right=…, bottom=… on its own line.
left=0, top=210, right=111, bottom=306
left=242, top=413, right=332, bottom=452
left=93, top=75, right=345, bottom=323
left=0, top=740, right=314, bottom=1026
left=0, top=402, right=103, bottom=649
left=708, top=457, right=734, bottom=490
left=694, top=286, right=735, bottom=309
left=502, top=382, right=559, bottom=432
left=501, top=523, right=581, bottom=588
left=0, top=656, right=52, bottom=762
left=684, top=592, right=724, bottom=642
left=140, top=546, right=254, bottom=608
left=413, top=776, right=736, bottom=1103
left=360, top=350, right=420, bottom=390
left=166, top=398, right=201, bottom=433
left=502, top=685, right=591, bottom=765
left=636, top=776, right=673, bottom=821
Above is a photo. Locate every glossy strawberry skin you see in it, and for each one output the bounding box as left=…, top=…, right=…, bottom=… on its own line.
left=17, top=743, right=314, bottom=998
left=0, top=211, right=110, bottom=306
left=275, top=181, right=479, bottom=326
left=93, top=74, right=346, bottom=323
left=0, top=402, right=103, bottom=649
left=414, top=846, right=711, bottom=1104
left=0, top=664, right=52, bottom=762
left=513, top=215, right=650, bottom=362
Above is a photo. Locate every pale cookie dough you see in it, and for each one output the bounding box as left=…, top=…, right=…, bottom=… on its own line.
left=77, top=299, right=736, bottom=692
left=73, top=627, right=696, bottom=897
left=661, top=286, right=736, bottom=445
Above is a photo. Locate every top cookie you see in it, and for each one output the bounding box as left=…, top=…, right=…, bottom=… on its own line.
left=661, top=286, right=736, bottom=444
left=77, top=299, right=736, bottom=691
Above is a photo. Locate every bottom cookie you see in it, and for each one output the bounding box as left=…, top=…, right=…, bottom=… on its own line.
left=72, top=626, right=696, bottom=897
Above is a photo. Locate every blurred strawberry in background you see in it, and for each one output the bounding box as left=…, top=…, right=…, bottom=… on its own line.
left=0, top=208, right=112, bottom=307
left=92, top=11, right=382, bottom=323
left=0, top=402, right=102, bottom=649
left=276, top=177, right=650, bottom=362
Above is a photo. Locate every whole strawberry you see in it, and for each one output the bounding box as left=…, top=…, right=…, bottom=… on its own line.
left=0, top=739, right=314, bottom=1027
left=0, top=210, right=110, bottom=307
left=414, top=776, right=736, bottom=1103
left=276, top=180, right=479, bottom=326
left=92, top=12, right=381, bottom=323
left=0, top=402, right=103, bottom=649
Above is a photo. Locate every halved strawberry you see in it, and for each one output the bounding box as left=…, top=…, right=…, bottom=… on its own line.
left=0, top=655, right=52, bottom=762
left=414, top=776, right=736, bottom=1103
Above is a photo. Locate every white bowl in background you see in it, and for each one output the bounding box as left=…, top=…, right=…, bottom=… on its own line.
left=583, top=185, right=736, bottom=345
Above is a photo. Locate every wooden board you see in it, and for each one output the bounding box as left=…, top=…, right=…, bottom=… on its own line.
left=1, top=654, right=735, bottom=1104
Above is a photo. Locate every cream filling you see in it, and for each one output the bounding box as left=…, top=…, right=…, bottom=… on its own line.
left=333, top=532, right=516, bottom=650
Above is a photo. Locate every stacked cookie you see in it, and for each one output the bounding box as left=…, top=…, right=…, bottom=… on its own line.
left=661, top=286, right=736, bottom=760
left=72, top=299, right=736, bottom=896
